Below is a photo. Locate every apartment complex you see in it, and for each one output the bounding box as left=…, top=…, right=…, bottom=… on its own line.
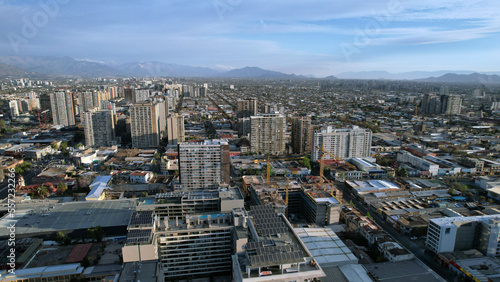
left=236, top=98, right=258, bottom=118
left=178, top=140, right=230, bottom=190
left=397, top=150, right=439, bottom=176
left=166, top=113, right=185, bottom=145
left=421, top=94, right=462, bottom=115
left=291, top=116, right=312, bottom=154
left=50, top=90, right=76, bottom=126
left=426, top=215, right=500, bottom=257
left=82, top=108, right=116, bottom=148
left=311, top=126, right=372, bottom=161
left=250, top=113, right=286, bottom=155
left=130, top=101, right=166, bottom=148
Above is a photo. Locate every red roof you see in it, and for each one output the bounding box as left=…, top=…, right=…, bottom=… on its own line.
left=66, top=243, right=93, bottom=263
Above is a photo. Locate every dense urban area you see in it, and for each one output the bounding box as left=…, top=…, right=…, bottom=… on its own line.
left=1, top=76, right=500, bottom=282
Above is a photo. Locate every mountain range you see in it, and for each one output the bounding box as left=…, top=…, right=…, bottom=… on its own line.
left=0, top=56, right=303, bottom=79
left=0, top=55, right=499, bottom=83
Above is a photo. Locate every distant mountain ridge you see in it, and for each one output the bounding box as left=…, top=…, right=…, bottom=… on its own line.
left=0, top=55, right=499, bottom=81
left=219, top=66, right=305, bottom=79
left=417, top=73, right=500, bottom=84
left=0, top=62, right=29, bottom=78
left=0, top=56, right=306, bottom=79
left=335, top=70, right=489, bottom=80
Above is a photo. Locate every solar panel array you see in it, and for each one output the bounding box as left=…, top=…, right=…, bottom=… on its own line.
left=250, top=205, right=288, bottom=236
left=126, top=229, right=152, bottom=244
left=130, top=211, right=154, bottom=227
left=249, top=251, right=304, bottom=266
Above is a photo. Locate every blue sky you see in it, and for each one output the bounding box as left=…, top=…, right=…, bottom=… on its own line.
left=0, top=0, right=499, bottom=77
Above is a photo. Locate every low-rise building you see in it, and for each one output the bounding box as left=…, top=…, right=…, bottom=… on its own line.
left=24, top=145, right=52, bottom=160
left=130, top=171, right=153, bottom=184
left=397, top=150, right=439, bottom=176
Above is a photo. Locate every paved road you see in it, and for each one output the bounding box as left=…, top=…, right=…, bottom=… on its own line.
left=338, top=183, right=454, bottom=281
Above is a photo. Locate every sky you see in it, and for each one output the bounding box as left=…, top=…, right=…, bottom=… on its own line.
left=0, top=0, right=499, bottom=77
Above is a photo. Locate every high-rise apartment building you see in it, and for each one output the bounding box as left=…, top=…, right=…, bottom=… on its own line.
left=134, top=89, right=151, bottom=103
left=83, top=108, right=116, bottom=148
left=130, top=101, right=166, bottom=148
left=311, top=126, right=372, bottom=161
left=166, top=114, right=185, bottom=145
left=50, top=91, right=76, bottom=126
left=78, top=91, right=95, bottom=116
left=236, top=98, right=258, bottom=118
left=421, top=94, right=462, bottom=115
left=249, top=113, right=286, bottom=155
left=291, top=117, right=312, bottom=154
left=39, top=94, right=51, bottom=112
left=178, top=140, right=230, bottom=190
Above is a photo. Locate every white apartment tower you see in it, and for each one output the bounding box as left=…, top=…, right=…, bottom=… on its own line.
left=178, top=140, right=230, bottom=190
left=83, top=108, right=116, bottom=148
left=250, top=113, right=286, bottom=155
left=312, top=126, right=372, bottom=161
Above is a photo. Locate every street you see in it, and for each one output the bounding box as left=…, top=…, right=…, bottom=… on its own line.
left=338, top=183, right=454, bottom=281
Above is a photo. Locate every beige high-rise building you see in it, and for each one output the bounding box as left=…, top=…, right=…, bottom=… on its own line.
left=83, top=108, right=116, bottom=148
left=50, top=90, right=76, bottom=126
left=312, top=126, right=372, bottom=161
left=291, top=117, right=312, bottom=154
left=236, top=98, right=258, bottom=118
left=250, top=113, right=286, bottom=155
left=166, top=114, right=185, bottom=145
left=178, top=140, right=230, bottom=190
left=130, top=101, right=166, bottom=148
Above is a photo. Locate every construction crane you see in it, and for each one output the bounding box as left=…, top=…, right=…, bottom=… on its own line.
left=316, top=144, right=344, bottom=180
left=316, top=144, right=356, bottom=179
left=315, top=144, right=349, bottom=201
left=254, top=156, right=305, bottom=183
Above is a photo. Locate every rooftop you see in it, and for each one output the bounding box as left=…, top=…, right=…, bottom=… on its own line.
left=0, top=199, right=135, bottom=238
left=363, top=260, right=446, bottom=282
left=295, top=228, right=357, bottom=267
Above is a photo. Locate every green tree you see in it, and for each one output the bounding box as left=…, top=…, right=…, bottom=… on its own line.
left=57, top=182, right=68, bottom=194
left=87, top=226, right=105, bottom=242
left=397, top=167, right=408, bottom=177
left=15, top=166, right=24, bottom=175
left=302, top=156, right=311, bottom=170
left=60, top=141, right=68, bottom=151
left=51, top=143, right=59, bottom=150
left=55, top=231, right=66, bottom=244
left=75, top=143, right=83, bottom=149
left=37, top=185, right=48, bottom=198
left=366, top=212, right=374, bottom=220
left=323, top=167, right=331, bottom=177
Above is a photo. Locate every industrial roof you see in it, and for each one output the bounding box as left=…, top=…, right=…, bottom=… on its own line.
left=295, top=228, right=357, bottom=267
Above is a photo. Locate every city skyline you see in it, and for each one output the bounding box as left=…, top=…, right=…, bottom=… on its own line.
left=0, top=0, right=499, bottom=77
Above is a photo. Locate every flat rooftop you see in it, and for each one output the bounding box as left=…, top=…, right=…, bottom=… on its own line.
left=0, top=199, right=135, bottom=238
left=363, top=260, right=446, bottom=282
left=430, top=214, right=500, bottom=226
left=346, top=180, right=400, bottom=193
left=295, top=228, right=357, bottom=267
